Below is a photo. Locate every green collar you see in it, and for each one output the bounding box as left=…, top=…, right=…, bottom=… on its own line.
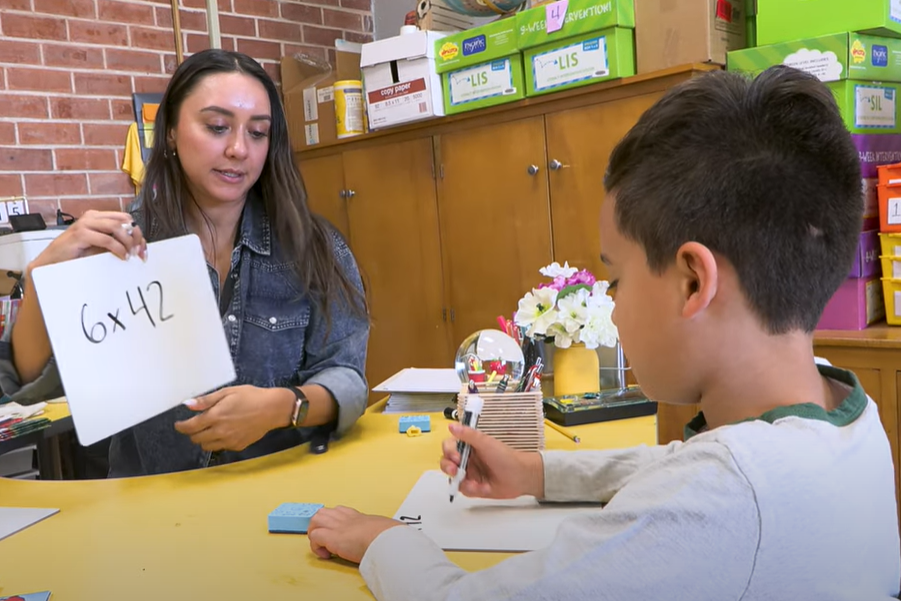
left=683, top=365, right=866, bottom=440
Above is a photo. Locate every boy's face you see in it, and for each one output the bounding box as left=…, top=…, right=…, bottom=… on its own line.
left=599, top=195, right=700, bottom=404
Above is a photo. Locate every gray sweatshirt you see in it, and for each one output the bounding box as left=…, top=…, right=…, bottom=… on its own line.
left=360, top=365, right=901, bottom=600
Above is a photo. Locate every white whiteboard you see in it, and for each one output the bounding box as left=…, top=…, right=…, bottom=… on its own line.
left=0, top=507, right=59, bottom=541
left=393, top=471, right=603, bottom=552
left=31, top=234, right=236, bottom=446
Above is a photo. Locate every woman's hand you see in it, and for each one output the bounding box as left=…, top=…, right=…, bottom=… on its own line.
left=27, top=210, right=146, bottom=275
left=174, top=385, right=291, bottom=452
left=308, top=506, right=404, bottom=564
left=440, top=423, right=545, bottom=500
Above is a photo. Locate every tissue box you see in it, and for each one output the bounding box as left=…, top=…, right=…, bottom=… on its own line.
left=398, top=415, right=431, bottom=433
left=435, top=19, right=525, bottom=115
left=817, top=275, right=885, bottom=330
left=268, top=503, right=324, bottom=534
left=756, top=0, right=901, bottom=46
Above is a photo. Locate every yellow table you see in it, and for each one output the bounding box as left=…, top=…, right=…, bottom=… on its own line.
left=0, top=405, right=656, bottom=600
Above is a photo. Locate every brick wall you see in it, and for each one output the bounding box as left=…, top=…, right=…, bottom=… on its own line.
left=0, top=0, right=373, bottom=223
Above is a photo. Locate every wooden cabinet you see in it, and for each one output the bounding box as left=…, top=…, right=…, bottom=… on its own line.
left=436, top=117, right=552, bottom=346
left=296, top=64, right=717, bottom=402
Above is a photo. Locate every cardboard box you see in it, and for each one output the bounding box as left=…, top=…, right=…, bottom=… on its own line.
left=727, top=33, right=901, bottom=83
left=435, top=19, right=525, bottom=114
left=830, top=81, right=901, bottom=134
left=360, top=30, right=447, bottom=130
left=757, top=0, right=901, bottom=46
left=817, top=275, right=885, bottom=330
left=281, top=47, right=362, bottom=151
left=635, top=0, right=746, bottom=74
left=850, top=230, right=881, bottom=278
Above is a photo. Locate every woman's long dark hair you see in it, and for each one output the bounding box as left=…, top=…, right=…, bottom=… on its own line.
left=141, top=49, right=367, bottom=324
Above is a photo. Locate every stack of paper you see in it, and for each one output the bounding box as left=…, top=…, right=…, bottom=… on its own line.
left=373, top=368, right=461, bottom=413
left=0, top=402, right=50, bottom=441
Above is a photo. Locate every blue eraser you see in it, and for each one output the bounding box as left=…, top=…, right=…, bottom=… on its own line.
left=399, top=415, right=431, bottom=433
left=268, top=502, right=324, bottom=534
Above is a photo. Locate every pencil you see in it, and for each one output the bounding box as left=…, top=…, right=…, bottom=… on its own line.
left=544, top=419, right=580, bottom=443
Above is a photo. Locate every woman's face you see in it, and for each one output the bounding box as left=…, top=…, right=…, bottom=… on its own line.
left=168, top=71, right=272, bottom=208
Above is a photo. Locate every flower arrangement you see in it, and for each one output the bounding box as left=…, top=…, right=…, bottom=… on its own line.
left=513, top=262, right=618, bottom=350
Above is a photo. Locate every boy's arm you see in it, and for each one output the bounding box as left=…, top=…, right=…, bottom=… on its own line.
left=360, top=441, right=758, bottom=601
left=540, top=440, right=681, bottom=503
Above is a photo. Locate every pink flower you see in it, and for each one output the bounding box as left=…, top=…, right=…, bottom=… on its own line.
left=566, top=270, right=596, bottom=287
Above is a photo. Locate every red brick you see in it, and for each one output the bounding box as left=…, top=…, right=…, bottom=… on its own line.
left=236, top=38, right=282, bottom=61
left=0, top=174, right=23, bottom=197
left=294, top=0, right=338, bottom=5
left=181, top=0, right=230, bottom=10
left=155, top=6, right=173, bottom=28
left=60, top=197, right=124, bottom=216
left=50, top=97, right=110, bottom=120
left=233, top=0, right=278, bottom=17
left=110, top=99, right=134, bottom=120
left=284, top=44, right=327, bottom=62
left=258, top=19, right=302, bottom=41
left=74, top=72, right=133, bottom=96
left=19, top=122, right=81, bottom=146
left=282, top=3, right=323, bottom=23
left=0, top=148, right=52, bottom=172
left=83, top=122, right=130, bottom=147
left=219, top=13, right=257, bottom=36
left=0, top=0, right=31, bottom=9
left=0, top=40, right=42, bottom=65
left=97, top=0, right=154, bottom=23
left=55, top=148, right=118, bottom=171
left=0, top=123, right=15, bottom=146
left=33, top=0, right=96, bottom=18
left=322, top=8, right=362, bottom=30
left=69, top=22, right=129, bottom=46
left=344, top=31, right=373, bottom=44
left=2, top=94, right=49, bottom=119
left=106, top=48, right=163, bottom=73
left=25, top=173, right=89, bottom=197
left=178, top=10, right=208, bottom=32
left=89, top=172, right=134, bottom=195
left=22, top=199, right=59, bottom=223
left=130, top=26, right=176, bottom=51
left=221, top=37, right=236, bottom=51
left=303, top=25, right=342, bottom=47
left=340, top=0, right=371, bottom=10
left=2, top=14, right=68, bottom=41
left=7, top=67, right=72, bottom=93
left=43, top=44, right=105, bottom=69
left=263, top=61, right=280, bottom=83
left=133, top=76, right=169, bottom=94
left=185, top=33, right=211, bottom=54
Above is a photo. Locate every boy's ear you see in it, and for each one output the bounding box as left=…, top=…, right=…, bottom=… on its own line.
left=674, top=242, right=718, bottom=319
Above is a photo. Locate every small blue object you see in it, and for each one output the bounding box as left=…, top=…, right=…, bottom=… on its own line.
left=399, top=415, right=431, bottom=433
left=268, top=502, right=324, bottom=534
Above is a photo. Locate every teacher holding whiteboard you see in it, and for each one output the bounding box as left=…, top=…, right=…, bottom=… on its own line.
left=0, top=49, right=370, bottom=477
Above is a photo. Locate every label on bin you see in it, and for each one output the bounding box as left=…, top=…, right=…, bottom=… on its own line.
left=448, top=59, right=515, bottom=105
left=892, top=0, right=901, bottom=23
left=889, top=197, right=901, bottom=225
left=532, top=36, right=608, bottom=92
left=855, top=85, right=896, bottom=129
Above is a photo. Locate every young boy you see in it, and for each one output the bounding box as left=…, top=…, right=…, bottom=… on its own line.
left=307, top=66, right=901, bottom=599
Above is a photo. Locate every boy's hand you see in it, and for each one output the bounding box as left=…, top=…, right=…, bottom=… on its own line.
left=440, top=423, right=545, bottom=500
left=308, top=506, right=403, bottom=564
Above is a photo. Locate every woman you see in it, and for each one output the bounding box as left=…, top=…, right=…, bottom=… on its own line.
left=0, top=49, right=370, bottom=477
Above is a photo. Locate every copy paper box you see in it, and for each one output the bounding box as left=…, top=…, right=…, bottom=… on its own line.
left=635, top=0, right=746, bottom=74
left=727, top=33, right=901, bottom=83
left=360, top=30, right=447, bottom=130
left=757, top=0, right=901, bottom=46
left=435, top=19, right=525, bottom=114
left=830, top=81, right=901, bottom=134
left=522, top=27, right=635, bottom=97
left=281, top=46, right=362, bottom=150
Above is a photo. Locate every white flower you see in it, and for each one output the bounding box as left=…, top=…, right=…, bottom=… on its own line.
left=556, top=288, right=590, bottom=334
left=539, top=261, right=577, bottom=279
left=580, top=298, right=618, bottom=349
left=546, top=323, right=574, bottom=348
left=514, top=287, right=558, bottom=337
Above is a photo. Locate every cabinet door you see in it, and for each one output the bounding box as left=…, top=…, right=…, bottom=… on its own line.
left=342, top=138, right=450, bottom=395
left=298, top=154, right=350, bottom=242
left=545, top=93, right=661, bottom=281
left=437, top=117, right=553, bottom=346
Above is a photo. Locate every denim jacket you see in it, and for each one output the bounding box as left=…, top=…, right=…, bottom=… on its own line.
left=0, top=195, right=370, bottom=477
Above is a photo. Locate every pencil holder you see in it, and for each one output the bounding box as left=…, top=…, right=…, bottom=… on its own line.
left=457, top=383, right=545, bottom=452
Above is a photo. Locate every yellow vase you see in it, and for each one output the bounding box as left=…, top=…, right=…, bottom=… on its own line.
left=552, top=343, right=600, bottom=397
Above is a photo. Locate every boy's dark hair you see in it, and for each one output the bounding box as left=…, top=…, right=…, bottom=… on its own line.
left=605, top=66, right=863, bottom=334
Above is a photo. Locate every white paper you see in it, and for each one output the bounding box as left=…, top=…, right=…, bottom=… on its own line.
left=373, top=368, right=461, bottom=393
left=393, top=470, right=602, bottom=552
left=303, top=86, right=318, bottom=122
left=31, top=234, right=235, bottom=446
left=533, top=36, right=608, bottom=92
left=889, top=197, right=901, bottom=225
left=0, top=507, right=59, bottom=541
left=448, top=59, right=515, bottom=106
left=892, top=0, right=901, bottom=23
left=855, top=85, right=896, bottom=129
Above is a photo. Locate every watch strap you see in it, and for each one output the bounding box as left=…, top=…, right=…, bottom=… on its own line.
left=284, top=386, right=309, bottom=428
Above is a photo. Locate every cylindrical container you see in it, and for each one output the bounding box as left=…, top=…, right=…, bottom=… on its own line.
left=334, top=80, right=364, bottom=139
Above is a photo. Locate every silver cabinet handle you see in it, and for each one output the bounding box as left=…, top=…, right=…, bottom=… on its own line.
left=549, top=159, right=569, bottom=171
left=341, top=189, right=356, bottom=199
left=527, top=165, right=539, bottom=175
